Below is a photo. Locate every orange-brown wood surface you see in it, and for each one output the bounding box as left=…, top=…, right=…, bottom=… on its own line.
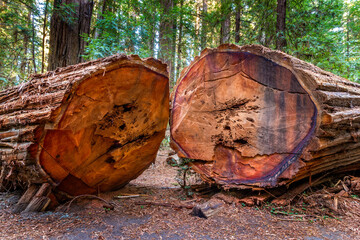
left=170, top=44, right=360, bottom=188
left=0, top=55, right=169, bottom=196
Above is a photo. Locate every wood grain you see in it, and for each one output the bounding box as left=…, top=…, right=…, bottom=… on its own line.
left=170, top=44, right=360, bottom=188
left=0, top=54, right=169, bottom=196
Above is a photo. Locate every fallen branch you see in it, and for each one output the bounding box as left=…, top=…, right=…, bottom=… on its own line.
left=62, top=194, right=114, bottom=212
left=134, top=201, right=194, bottom=209
left=114, top=194, right=146, bottom=199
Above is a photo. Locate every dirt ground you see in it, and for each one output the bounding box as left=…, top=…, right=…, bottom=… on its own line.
left=0, top=148, right=360, bottom=240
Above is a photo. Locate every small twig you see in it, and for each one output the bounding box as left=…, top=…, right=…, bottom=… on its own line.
left=275, top=218, right=306, bottom=222
left=135, top=201, right=194, bottom=209
left=114, top=194, right=144, bottom=199
left=262, top=189, right=277, bottom=198
left=64, top=194, right=114, bottom=212
left=116, top=193, right=148, bottom=196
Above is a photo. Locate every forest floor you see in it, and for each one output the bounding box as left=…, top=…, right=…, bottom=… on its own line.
left=1, top=147, right=360, bottom=240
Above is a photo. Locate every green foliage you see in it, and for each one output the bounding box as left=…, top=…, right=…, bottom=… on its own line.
left=286, top=0, right=346, bottom=77
left=160, top=134, right=170, bottom=149
left=55, top=3, right=78, bottom=25
left=167, top=156, right=195, bottom=196
left=351, top=194, right=359, bottom=199
left=84, top=0, right=161, bottom=59
left=0, top=0, right=48, bottom=89
left=0, top=0, right=359, bottom=89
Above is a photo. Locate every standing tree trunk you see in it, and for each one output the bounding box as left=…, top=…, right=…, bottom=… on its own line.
left=124, top=1, right=136, bottom=53
left=149, top=25, right=156, bottom=57
left=234, top=1, right=242, bottom=43
left=30, top=9, right=37, bottom=74
left=276, top=0, right=286, bottom=50
left=41, top=0, right=49, bottom=73
left=48, top=0, right=94, bottom=71
left=21, top=11, right=31, bottom=75
left=94, top=0, right=109, bottom=39
left=159, top=0, right=173, bottom=82
left=346, top=15, right=350, bottom=74
left=220, top=0, right=231, bottom=44
left=0, top=55, right=169, bottom=209
left=193, top=1, right=201, bottom=57
left=170, top=44, right=360, bottom=189
left=176, top=0, right=184, bottom=80
left=170, top=2, right=177, bottom=86
left=200, top=0, right=208, bottom=49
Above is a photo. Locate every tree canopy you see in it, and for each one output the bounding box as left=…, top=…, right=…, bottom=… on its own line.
left=0, top=0, right=359, bottom=89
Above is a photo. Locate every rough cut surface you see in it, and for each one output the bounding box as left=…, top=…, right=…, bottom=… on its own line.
left=170, top=44, right=360, bottom=188
left=0, top=54, right=169, bottom=196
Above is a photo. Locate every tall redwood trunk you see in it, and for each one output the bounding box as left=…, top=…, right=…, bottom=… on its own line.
left=31, top=10, right=37, bottom=73
left=21, top=11, right=31, bottom=75
left=200, top=0, right=208, bottom=49
left=41, top=0, right=49, bottom=73
left=148, top=3, right=157, bottom=57
left=176, top=0, right=184, bottom=80
left=94, top=0, right=109, bottom=39
left=159, top=0, right=173, bottom=82
left=48, top=0, right=94, bottom=71
left=149, top=24, right=156, bottom=57
left=276, top=0, right=286, bottom=50
left=234, top=1, right=242, bottom=43
left=170, top=2, right=177, bottom=86
left=220, top=0, right=231, bottom=44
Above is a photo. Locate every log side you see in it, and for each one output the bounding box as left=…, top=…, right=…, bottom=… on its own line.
left=170, top=44, right=360, bottom=189
left=0, top=54, right=169, bottom=196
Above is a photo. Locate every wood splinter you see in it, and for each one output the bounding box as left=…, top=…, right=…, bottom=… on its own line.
left=13, top=183, right=52, bottom=213
left=191, top=199, right=224, bottom=219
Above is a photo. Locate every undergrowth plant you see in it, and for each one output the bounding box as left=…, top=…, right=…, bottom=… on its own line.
left=167, top=157, right=195, bottom=197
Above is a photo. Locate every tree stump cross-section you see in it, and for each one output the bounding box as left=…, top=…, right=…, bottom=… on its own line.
left=0, top=54, right=169, bottom=198
left=170, top=44, right=360, bottom=188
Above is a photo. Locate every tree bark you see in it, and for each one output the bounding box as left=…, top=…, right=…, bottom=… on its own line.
left=93, top=0, right=109, bottom=39
left=149, top=25, right=156, bottom=57
left=31, top=9, right=37, bottom=73
left=158, top=0, right=172, bottom=61
left=148, top=4, right=157, bottom=58
left=170, top=2, right=177, bottom=86
left=200, top=0, right=208, bottom=49
left=124, top=2, right=135, bottom=53
left=21, top=11, right=31, bottom=75
left=0, top=55, right=169, bottom=200
left=220, top=0, right=231, bottom=44
left=159, top=0, right=173, bottom=82
left=276, top=0, right=286, bottom=50
left=170, top=44, right=360, bottom=189
left=41, top=0, right=49, bottom=73
left=48, top=0, right=94, bottom=71
left=176, top=0, right=184, bottom=80
left=234, top=0, right=241, bottom=44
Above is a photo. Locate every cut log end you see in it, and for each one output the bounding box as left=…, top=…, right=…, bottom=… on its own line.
left=171, top=47, right=318, bottom=187
left=37, top=66, right=169, bottom=195
left=0, top=54, right=169, bottom=198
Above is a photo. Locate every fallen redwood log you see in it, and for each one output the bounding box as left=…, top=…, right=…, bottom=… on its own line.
left=170, top=44, right=360, bottom=189
left=0, top=54, right=169, bottom=202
